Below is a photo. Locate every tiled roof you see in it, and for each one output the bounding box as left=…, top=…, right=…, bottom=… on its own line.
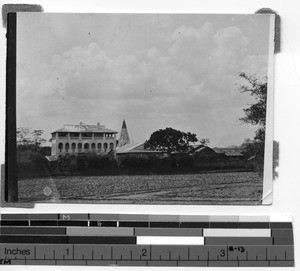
left=213, top=148, right=243, bottom=157
left=52, top=123, right=117, bottom=134
left=45, top=155, right=59, bottom=162
left=116, top=142, right=162, bottom=154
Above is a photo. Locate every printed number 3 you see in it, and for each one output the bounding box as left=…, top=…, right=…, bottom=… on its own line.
left=219, top=249, right=226, bottom=257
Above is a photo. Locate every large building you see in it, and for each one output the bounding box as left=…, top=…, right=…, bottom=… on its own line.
left=50, top=122, right=117, bottom=156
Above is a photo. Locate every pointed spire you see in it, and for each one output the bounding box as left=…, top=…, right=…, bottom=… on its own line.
left=122, top=119, right=127, bottom=129
left=119, top=119, right=130, bottom=147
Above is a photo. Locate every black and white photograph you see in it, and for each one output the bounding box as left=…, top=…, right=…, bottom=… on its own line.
left=13, top=13, right=274, bottom=204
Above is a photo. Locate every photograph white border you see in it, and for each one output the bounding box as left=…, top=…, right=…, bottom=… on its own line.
left=1, top=1, right=300, bottom=271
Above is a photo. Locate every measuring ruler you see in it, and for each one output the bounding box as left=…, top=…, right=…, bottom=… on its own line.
left=0, top=214, right=294, bottom=267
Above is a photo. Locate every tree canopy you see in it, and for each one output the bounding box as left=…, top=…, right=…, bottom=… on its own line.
left=17, top=127, right=46, bottom=147
left=239, top=72, right=267, bottom=127
left=238, top=72, right=267, bottom=173
left=144, top=127, right=198, bottom=155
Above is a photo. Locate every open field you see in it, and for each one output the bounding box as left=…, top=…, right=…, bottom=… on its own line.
left=18, top=172, right=263, bottom=205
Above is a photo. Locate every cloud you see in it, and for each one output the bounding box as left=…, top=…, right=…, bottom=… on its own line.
left=17, top=17, right=270, bottom=146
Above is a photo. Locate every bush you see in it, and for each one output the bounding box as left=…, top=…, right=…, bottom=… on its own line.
left=119, top=154, right=194, bottom=173
left=17, top=149, right=51, bottom=178
left=54, top=153, right=118, bottom=174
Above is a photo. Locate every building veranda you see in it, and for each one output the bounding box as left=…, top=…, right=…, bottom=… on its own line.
left=50, top=122, right=117, bottom=156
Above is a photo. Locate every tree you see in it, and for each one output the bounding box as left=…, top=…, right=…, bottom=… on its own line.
left=144, top=127, right=198, bottom=156
left=238, top=72, right=267, bottom=174
left=239, top=72, right=267, bottom=127
left=17, top=127, right=46, bottom=151
left=16, top=127, right=49, bottom=178
left=16, top=127, right=31, bottom=145
left=31, top=129, right=47, bottom=147
left=200, top=138, right=210, bottom=146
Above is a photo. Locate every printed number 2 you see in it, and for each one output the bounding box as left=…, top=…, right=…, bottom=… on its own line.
left=219, top=249, right=226, bottom=257
left=141, top=249, right=147, bottom=257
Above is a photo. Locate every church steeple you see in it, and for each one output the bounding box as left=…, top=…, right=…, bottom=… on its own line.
left=119, top=119, right=130, bottom=147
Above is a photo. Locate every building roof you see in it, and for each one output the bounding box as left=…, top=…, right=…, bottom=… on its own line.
left=45, top=155, right=59, bottom=162
left=116, top=142, right=162, bottom=154
left=51, top=122, right=118, bottom=134
left=213, top=147, right=243, bottom=157
left=119, top=119, right=130, bottom=146
left=122, top=119, right=127, bottom=129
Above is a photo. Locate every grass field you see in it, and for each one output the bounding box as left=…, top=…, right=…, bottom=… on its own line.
left=18, top=172, right=263, bottom=204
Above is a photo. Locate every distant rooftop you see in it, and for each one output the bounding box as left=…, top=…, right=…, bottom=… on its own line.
left=116, top=142, right=162, bottom=154
left=213, top=147, right=243, bottom=157
left=52, top=122, right=118, bottom=134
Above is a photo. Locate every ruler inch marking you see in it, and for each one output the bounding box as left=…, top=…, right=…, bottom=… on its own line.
left=227, top=245, right=228, bottom=261
left=285, top=251, right=287, bottom=260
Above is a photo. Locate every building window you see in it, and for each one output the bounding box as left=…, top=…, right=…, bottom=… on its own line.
left=58, top=132, right=68, bottom=138
left=84, top=143, right=89, bottom=152
left=58, top=142, right=63, bottom=152
left=71, top=143, right=76, bottom=153
left=91, top=143, right=96, bottom=151
left=82, top=133, right=92, bottom=138
left=78, top=143, right=82, bottom=153
left=103, top=143, right=108, bottom=152
left=70, top=133, right=79, bottom=138
left=97, top=143, right=102, bottom=150
left=65, top=143, right=70, bottom=153
left=109, top=143, right=114, bottom=150
left=94, top=133, right=103, bottom=138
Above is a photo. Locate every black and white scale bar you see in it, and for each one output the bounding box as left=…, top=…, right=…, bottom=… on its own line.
left=0, top=220, right=293, bottom=229
left=0, top=236, right=136, bottom=244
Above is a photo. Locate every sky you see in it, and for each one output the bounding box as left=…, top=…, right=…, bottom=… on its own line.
left=16, top=13, right=272, bottom=147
